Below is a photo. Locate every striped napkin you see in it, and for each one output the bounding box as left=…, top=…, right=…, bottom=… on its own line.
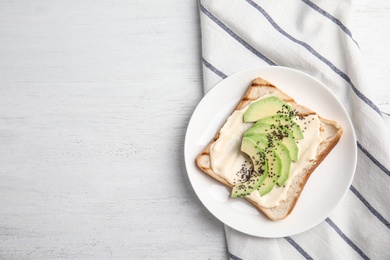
left=198, top=1, right=390, bottom=259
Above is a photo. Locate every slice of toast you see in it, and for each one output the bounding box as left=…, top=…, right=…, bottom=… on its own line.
left=196, top=77, right=343, bottom=220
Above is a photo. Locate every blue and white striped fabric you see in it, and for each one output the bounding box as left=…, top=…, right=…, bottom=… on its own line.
left=198, top=1, right=390, bottom=259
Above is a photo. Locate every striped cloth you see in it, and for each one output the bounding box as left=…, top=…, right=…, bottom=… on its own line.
left=198, top=0, right=390, bottom=259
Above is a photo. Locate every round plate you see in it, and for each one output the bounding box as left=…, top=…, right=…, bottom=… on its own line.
left=184, top=66, right=357, bottom=238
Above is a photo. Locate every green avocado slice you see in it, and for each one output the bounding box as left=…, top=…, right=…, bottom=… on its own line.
left=231, top=137, right=269, bottom=197
left=244, top=122, right=299, bottom=162
left=273, top=141, right=291, bottom=186
left=243, top=96, right=294, bottom=123
left=245, top=134, right=282, bottom=196
left=279, top=127, right=299, bottom=162
left=255, top=114, right=304, bottom=140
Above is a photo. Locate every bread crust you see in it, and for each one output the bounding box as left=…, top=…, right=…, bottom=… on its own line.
left=196, top=77, right=343, bottom=220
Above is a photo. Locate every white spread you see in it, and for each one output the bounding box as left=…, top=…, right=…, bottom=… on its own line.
left=209, top=97, right=323, bottom=208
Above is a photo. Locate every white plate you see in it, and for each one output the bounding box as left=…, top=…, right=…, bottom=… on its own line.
left=184, top=66, right=357, bottom=238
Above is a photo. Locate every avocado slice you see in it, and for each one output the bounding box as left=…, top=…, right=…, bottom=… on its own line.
left=243, top=96, right=294, bottom=123
left=246, top=134, right=291, bottom=189
left=273, top=141, right=291, bottom=186
left=245, top=134, right=282, bottom=196
left=255, top=114, right=304, bottom=140
left=244, top=122, right=299, bottom=161
left=231, top=137, right=269, bottom=197
left=278, top=127, right=299, bottom=162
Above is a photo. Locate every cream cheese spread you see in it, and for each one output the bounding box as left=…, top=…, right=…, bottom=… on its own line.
left=209, top=97, right=323, bottom=208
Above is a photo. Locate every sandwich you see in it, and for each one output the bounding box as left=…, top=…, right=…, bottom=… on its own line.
left=196, top=77, right=343, bottom=220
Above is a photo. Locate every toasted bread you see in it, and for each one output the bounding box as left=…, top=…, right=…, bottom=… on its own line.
left=196, top=78, right=343, bottom=220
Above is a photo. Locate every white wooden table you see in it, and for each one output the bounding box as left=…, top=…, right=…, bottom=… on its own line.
left=0, top=1, right=388, bottom=259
